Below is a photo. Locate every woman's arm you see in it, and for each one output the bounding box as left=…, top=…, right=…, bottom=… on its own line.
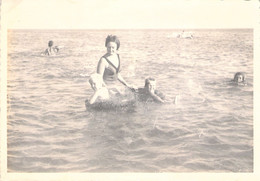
left=117, top=73, right=137, bottom=91
left=117, top=73, right=130, bottom=87
left=97, top=58, right=107, bottom=76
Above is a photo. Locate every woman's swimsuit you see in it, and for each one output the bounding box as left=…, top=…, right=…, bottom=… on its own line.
left=101, top=54, right=121, bottom=83
left=98, top=54, right=135, bottom=101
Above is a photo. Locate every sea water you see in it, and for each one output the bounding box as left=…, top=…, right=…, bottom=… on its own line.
left=6, top=29, right=253, bottom=172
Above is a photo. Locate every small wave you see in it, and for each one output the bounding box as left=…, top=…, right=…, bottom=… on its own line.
left=79, top=73, right=90, bottom=77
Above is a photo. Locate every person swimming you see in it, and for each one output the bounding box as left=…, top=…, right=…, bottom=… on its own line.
left=44, top=40, right=59, bottom=56
left=136, top=78, right=166, bottom=103
left=233, top=72, right=247, bottom=85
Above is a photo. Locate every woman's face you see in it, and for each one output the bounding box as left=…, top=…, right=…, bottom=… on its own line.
left=106, top=42, right=117, bottom=55
left=236, top=75, right=244, bottom=82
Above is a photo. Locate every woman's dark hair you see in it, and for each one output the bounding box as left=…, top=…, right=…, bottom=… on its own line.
left=105, top=35, right=120, bottom=50
left=48, top=40, right=53, bottom=47
left=234, top=72, right=245, bottom=82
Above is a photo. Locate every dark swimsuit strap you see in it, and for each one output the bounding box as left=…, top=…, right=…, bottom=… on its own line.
left=102, top=54, right=121, bottom=73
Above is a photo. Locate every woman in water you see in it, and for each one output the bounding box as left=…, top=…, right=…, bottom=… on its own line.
left=233, top=72, right=247, bottom=85
left=97, top=35, right=136, bottom=95
left=44, top=40, right=59, bottom=56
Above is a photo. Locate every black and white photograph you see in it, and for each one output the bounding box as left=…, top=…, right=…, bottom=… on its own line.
left=1, top=0, right=260, bottom=181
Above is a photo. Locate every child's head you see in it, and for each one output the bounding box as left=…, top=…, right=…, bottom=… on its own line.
left=233, top=72, right=246, bottom=83
left=48, top=40, right=53, bottom=47
left=89, top=73, right=103, bottom=91
left=105, top=35, right=120, bottom=50
left=145, top=77, right=156, bottom=91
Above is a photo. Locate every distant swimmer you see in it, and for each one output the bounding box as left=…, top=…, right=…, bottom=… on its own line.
left=44, top=40, right=59, bottom=56
left=177, top=30, right=193, bottom=39
left=233, top=72, right=247, bottom=85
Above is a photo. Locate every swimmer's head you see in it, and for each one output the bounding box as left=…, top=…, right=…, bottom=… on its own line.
left=89, top=73, right=103, bottom=91
left=105, top=35, right=120, bottom=50
left=233, top=72, right=246, bottom=83
left=145, top=77, right=156, bottom=91
left=48, top=40, right=53, bottom=47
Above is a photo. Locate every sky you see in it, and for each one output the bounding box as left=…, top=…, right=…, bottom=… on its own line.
left=1, top=0, right=258, bottom=29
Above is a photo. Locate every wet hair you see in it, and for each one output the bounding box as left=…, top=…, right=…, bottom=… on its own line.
left=145, top=77, right=156, bottom=88
left=105, top=35, right=120, bottom=50
left=233, top=72, right=246, bottom=82
left=48, top=40, right=53, bottom=47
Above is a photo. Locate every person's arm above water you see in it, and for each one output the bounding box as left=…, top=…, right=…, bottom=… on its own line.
left=117, top=73, right=137, bottom=91
left=53, top=46, right=59, bottom=53
left=154, top=90, right=179, bottom=104
left=117, top=73, right=129, bottom=87
left=149, top=91, right=165, bottom=103
left=97, top=57, right=108, bottom=77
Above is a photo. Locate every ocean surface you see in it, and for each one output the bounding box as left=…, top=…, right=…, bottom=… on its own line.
left=6, top=29, right=253, bottom=172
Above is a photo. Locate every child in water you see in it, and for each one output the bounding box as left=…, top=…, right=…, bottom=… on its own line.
left=136, top=78, right=166, bottom=103
left=44, top=40, right=59, bottom=56
left=88, top=73, right=109, bottom=104
left=233, top=72, right=247, bottom=85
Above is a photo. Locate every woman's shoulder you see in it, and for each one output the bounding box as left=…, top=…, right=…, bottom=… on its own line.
left=98, top=56, right=109, bottom=64
left=101, top=53, right=110, bottom=58
left=102, top=53, right=120, bottom=58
